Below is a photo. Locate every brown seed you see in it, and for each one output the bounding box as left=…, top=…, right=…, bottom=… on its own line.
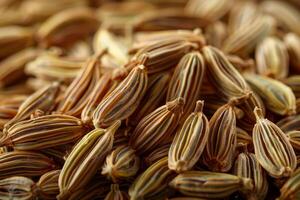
left=0, top=176, right=37, bottom=200
left=284, top=33, right=300, bottom=73
left=58, top=121, right=120, bottom=199
left=144, top=144, right=170, bottom=166
left=167, top=52, right=205, bottom=121
left=169, top=171, right=253, bottom=199
left=168, top=101, right=209, bottom=173
left=278, top=168, right=300, bottom=200
left=129, top=98, right=184, bottom=155
left=286, top=130, right=300, bottom=152
left=252, top=107, right=297, bottom=178
left=255, top=36, right=289, bottom=79
left=104, top=184, right=129, bottom=200
left=37, top=170, right=60, bottom=200
left=0, top=151, right=56, bottom=179
left=234, top=152, right=269, bottom=200
left=129, top=157, right=174, bottom=200
left=37, top=7, right=99, bottom=48
left=2, top=114, right=86, bottom=150
left=102, top=145, right=140, bottom=183
left=202, top=101, right=237, bottom=172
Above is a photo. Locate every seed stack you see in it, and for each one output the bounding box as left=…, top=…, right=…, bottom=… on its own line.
left=0, top=0, right=299, bottom=199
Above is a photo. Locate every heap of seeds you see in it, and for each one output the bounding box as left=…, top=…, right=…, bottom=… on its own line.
left=0, top=0, right=300, bottom=199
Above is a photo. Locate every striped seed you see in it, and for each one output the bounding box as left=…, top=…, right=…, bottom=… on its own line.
left=284, top=33, right=300, bottom=72
left=58, top=121, right=120, bottom=199
left=286, top=130, right=300, bottom=152
left=104, top=184, right=129, bottom=200
left=278, top=168, right=300, bottom=200
left=129, top=98, right=184, bottom=155
left=169, top=171, right=253, bottom=199
left=93, top=64, right=148, bottom=128
left=168, top=101, right=209, bottom=173
left=36, top=170, right=60, bottom=200
left=252, top=107, right=297, bottom=178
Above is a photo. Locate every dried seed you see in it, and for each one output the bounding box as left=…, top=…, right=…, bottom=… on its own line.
left=205, top=21, right=227, bottom=48
left=168, top=101, right=209, bottom=173
left=128, top=72, right=170, bottom=126
left=236, top=127, right=253, bottom=148
left=283, top=75, right=300, bottom=98
left=58, top=121, right=120, bottom=199
left=129, top=98, right=184, bottom=155
left=129, top=157, right=174, bottom=200
left=25, top=53, right=83, bottom=83
left=234, top=152, right=269, bottom=200
left=167, top=52, right=205, bottom=121
left=104, top=184, right=129, bottom=200
left=93, top=64, right=148, bottom=128
left=202, top=101, right=237, bottom=172
left=244, top=73, right=296, bottom=116
left=0, top=176, right=37, bottom=200
left=284, top=33, right=300, bottom=72
left=277, top=115, right=300, bottom=132
left=0, top=26, right=34, bottom=59
left=185, top=0, right=233, bottom=21
left=2, top=114, right=86, bottom=150
left=0, top=151, right=56, bottom=179
left=202, top=46, right=251, bottom=100
left=57, top=52, right=104, bottom=117
left=144, top=144, right=170, bottom=166
left=286, top=130, right=300, bottom=152
left=0, top=48, right=39, bottom=88
left=102, top=145, right=140, bottom=183
left=255, top=36, right=289, bottom=79
left=252, top=107, right=297, bottom=178
left=222, top=15, right=275, bottom=57
left=169, top=171, right=253, bottom=199
left=278, top=168, right=300, bottom=200
left=261, top=0, right=300, bottom=35
left=37, top=170, right=60, bottom=200
left=37, top=7, right=99, bottom=48
left=4, top=82, right=60, bottom=131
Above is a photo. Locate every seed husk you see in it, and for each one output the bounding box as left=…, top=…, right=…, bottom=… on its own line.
left=129, top=98, right=184, bottom=155
left=93, top=64, right=148, bottom=128
left=2, top=114, right=86, bottom=150
left=234, top=152, right=269, bottom=200
left=286, top=130, right=300, bottom=152
left=129, top=157, right=174, bottom=200
left=0, top=176, right=37, bottom=200
left=36, top=170, right=60, bottom=200
left=102, top=145, right=140, bottom=183
left=278, top=168, right=300, bottom=200
left=169, top=171, right=253, bottom=199
left=255, top=36, right=289, bottom=79
left=252, top=107, right=297, bottom=178
left=167, top=52, right=205, bottom=122
left=168, top=101, right=209, bottom=173
left=104, top=184, right=129, bottom=200
left=58, top=121, right=120, bottom=199
left=244, top=73, right=296, bottom=116
left=0, top=151, right=56, bottom=179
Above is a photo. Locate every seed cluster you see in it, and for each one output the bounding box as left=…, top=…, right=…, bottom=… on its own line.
left=0, top=0, right=299, bottom=200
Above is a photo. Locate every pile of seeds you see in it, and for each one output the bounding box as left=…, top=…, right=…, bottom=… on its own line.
left=0, top=0, right=300, bottom=199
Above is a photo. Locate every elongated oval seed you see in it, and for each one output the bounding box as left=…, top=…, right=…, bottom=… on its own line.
left=284, top=33, right=300, bottom=72
left=102, top=145, right=140, bottom=183
left=37, top=170, right=60, bottom=200
left=168, top=101, right=209, bottom=173
left=129, top=157, right=174, bottom=200
left=283, top=75, right=300, bottom=99
left=0, top=176, right=37, bottom=200
left=286, top=130, right=300, bottom=151
left=169, top=171, right=253, bottom=199
left=4, top=82, right=60, bottom=131
left=93, top=65, right=148, bottom=128
left=252, top=107, right=297, bottom=178
left=255, top=36, right=289, bottom=79
left=58, top=121, right=120, bottom=199
left=2, top=114, right=87, bottom=150
left=129, top=72, right=171, bottom=126
left=104, top=184, right=129, bottom=200
left=234, top=152, right=268, bottom=200
left=0, top=151, right=56, bottom=179
left=244, top=73, right=296, bottom=116
left=57, top=52, right=104, bottom=117
left=202, top=46, right=251, bottom=100
left=37, top=7, right=99, bottom=47
left=222, top=15, right=274, bottom=57
left=278, top=168, right=300, bottom=200
left=167, top=52, right=205, bottom=121
left=130, top=98, right=184, bottom=155
left=202, top=102, right=237, bottom=172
